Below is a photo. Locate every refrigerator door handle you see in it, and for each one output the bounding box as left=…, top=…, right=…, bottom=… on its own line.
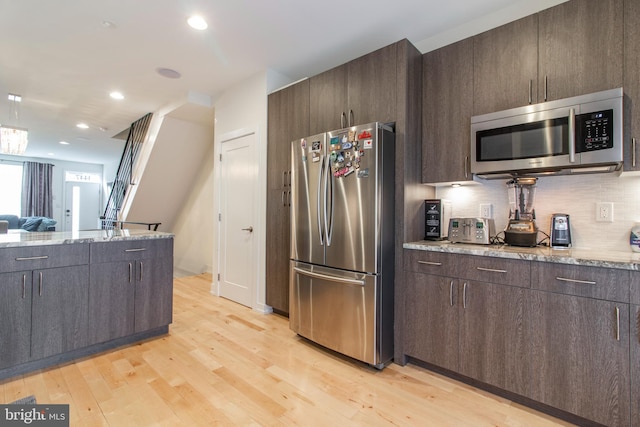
left=317, top=156, right=325, bottom=245
left=325, top=162, right=334, bottom=246
left=293, top=266, right=365, bottom=286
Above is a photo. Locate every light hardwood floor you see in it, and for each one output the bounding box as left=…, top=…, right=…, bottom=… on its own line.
left=1, top=274, right=574, bottom=426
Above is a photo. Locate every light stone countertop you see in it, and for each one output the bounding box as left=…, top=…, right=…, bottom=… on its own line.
left=404, top=240, right=640, bottom=271
left=0, top=229, right=174, bottom=249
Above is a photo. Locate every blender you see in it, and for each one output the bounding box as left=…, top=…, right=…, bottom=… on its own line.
left=504, top=177, right=538, bottom=247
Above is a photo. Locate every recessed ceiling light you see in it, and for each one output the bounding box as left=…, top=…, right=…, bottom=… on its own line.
left=187, top=15, right=208, bottom=30
left=76, top=123, right=89, bottom=129
left=59, top=141, right=70, bottom=145
left=102, top=20, right=117, bottom=29
left=156, top=67, right=182, bottom=79
left=110, top=91, right=124, bottom=100
left=7, top=93, right=22, bottom=102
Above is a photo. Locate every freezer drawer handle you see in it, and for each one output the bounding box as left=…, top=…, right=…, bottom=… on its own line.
left=555, top=276, right=596, bottom=285
left=293, top=266, right=365, bottom=286
left=125, top=248, right=146, bottom=252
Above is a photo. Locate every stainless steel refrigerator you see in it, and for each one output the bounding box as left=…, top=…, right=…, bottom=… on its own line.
left=289, top=122, right=394, bottom=369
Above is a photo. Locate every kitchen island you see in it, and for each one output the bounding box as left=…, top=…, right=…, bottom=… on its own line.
left=399, top=240, right=639, bottom=427
left=0, top=229, right=173, bottom=381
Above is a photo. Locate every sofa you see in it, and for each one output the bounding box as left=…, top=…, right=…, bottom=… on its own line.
left=0, top=215, right=57, bottom=232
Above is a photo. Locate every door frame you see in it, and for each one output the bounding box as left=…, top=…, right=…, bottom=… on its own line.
left=213, top=126, right=270, bottom=313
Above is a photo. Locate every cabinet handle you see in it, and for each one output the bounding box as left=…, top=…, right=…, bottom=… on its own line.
left=341, top=112, right=346, bottom=128
left=449, top=280, right=454, bottom=307
left=22, top=274, right=26, bottom=299
left=463, top=282, right=468, bottom=309
left=283, top=170, right=287, bottom=187
left=418, top=261, right=442, bottom=266
left=38, top=272, right=43, bottom=297
left=288, top=170, right=291, bottom=187
left=555, top=276, right=596, bottom=285
left=544, top=75, right=548, bottom=101
left=528, top=79, right=533, bottom=104
left=348, top=110, right=354, bottom=127
left=288, top=190, right=291, bottom=207
left=125, top=248, right=146, bottom=252
left=16, top=256, right=48, bottom=261
left=633, top=138, right=637, bottom=168
left=282, top=191, right=286, bottom=207
left=129, top=262, right=133, bottom=284
left=615, top=306, right=620, bottom=341
left=139, top=261, right=144, bottom=282
left=476, top=267, right=506, bottom=274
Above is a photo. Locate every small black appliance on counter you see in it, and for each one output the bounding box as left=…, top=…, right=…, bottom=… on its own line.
left=550, top=213, right=572, bottom=248
left=424, top=199, right=451, bottom=240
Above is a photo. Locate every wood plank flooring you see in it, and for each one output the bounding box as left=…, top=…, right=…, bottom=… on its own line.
left=1, top=274, right=574, bottom=426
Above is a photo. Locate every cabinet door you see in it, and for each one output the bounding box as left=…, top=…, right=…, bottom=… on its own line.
left=473, top=15, right=538, bottom=115
left=624, top=0, right=640, bottom=171
left=530, top=291, right=630, bottom=427
left=404, top=272, right=458, bottom=371
left=459, top=281, right=530, bottom=396
left=267, top=80, right=310, bottom=190
left=309, top=65, right=348, bottom=134
left=266, top=79, right=309, bottom=316
left=632, top=305, right=640, bottom=427
left=0, top=271, right=32, bottom=369
left=88, top=261, right=135, bottom=344
left=31, top=265, right=89, bottom=360
left=538, top=0, right=623, bottom=102
left=134, top=257, right=173, bottom=332
left=422, top=39, right=474, bottom=184
left=347, top=43, right=397, bottom=126
left=265, top=188, right=290, bottom=314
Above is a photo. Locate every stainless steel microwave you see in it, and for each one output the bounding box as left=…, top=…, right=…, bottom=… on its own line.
left=470, top=88, right=623, bottom=179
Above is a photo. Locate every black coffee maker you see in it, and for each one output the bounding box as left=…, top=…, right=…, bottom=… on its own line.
left=550, top=213, right=572, bottom=248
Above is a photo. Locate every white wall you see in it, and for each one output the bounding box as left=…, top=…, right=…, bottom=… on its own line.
left=0, top=154, right=103, bottom=230
left=172, top=141, right=215, bottom=277
left=431, top=172, right=640, bottom=252
left=212, top=71, right=269, bottom=312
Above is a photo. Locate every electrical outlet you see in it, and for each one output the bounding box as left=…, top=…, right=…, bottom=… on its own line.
left=480, top=203, right=493, bottom=218
left=596, top=202, right=614, bottom=222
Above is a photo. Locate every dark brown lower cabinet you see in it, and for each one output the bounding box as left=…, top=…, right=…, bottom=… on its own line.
left=459, top=281, right=529, bottom=396
left=530, top=291, right=630, bottom=427
left=0, top=271, right=32, bottom=369
left=632, top=304, right=640, bottom=427
left=405, top=271, right=529, bottom=395
left=404, top=272, right=459, bottom=371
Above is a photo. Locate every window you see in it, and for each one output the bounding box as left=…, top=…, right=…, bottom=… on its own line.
left=0, top=163, right=23, bottom=215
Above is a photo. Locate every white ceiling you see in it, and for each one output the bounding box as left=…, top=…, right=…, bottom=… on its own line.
left=0, top=0, right=567, bottom=166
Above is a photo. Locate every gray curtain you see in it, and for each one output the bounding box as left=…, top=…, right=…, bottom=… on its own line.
left=21, top=161, right=54, bottom=217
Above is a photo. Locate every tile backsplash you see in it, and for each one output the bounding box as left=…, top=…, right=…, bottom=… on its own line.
left=433, top=173, right=640, bottom=252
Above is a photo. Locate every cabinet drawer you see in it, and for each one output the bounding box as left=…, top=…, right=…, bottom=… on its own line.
left=0, top=244, right=89, bottom=272
left=531, top=262, right=630, bottom=302
left=457, top=255, right=530, bottom=288
left=90, top=238, right=173, bottom=263
left=404, top=250, right=454, bottom=276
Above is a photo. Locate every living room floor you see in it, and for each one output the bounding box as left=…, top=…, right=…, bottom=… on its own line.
left=1, top=274, right=573, bottom=426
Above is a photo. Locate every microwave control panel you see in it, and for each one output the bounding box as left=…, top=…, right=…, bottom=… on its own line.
left=576, top=109, right=613, bottom=152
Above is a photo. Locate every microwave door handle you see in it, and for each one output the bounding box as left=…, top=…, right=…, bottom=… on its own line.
left=569, top=108, right=576, bottom=163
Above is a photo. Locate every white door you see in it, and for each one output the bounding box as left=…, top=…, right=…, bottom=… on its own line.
left=64, top=181, right=101, bottom=231
left=218, top=131, right=257, bottom=307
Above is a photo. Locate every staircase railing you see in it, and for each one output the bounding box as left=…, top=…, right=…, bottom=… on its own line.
left=101, top=113, right=152, bottom=229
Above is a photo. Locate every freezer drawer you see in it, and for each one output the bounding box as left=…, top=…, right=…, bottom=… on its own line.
left=289, top=261, right=390, bottom=368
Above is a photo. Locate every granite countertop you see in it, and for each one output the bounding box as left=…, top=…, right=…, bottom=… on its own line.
left=404, top=240, right=640, bottom=271
left=0, top=229, right=174, bottom=248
